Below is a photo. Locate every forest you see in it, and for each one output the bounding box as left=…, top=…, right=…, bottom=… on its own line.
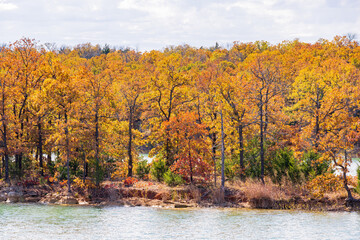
left=1, top=36, right=360, bottom=203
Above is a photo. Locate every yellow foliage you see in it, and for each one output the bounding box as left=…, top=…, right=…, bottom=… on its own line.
left=73, top=177, right=96, bottom=189
left=306, top=173, right=342, bottom=198
left=111, top=161, right=128, bottom=180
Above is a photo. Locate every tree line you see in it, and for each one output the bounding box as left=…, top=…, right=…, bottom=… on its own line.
left=1, top=36, right=360, bottom=196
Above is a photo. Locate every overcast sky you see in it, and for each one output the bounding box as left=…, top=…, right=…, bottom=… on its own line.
left=0, top=0, right=359, bottom=51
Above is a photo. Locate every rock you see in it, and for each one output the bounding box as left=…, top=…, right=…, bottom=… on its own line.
left=25, top=190, right=40, bottom=197
left=39, top=193, right=61, bottom=204
left=57, top=196, right=78, bottom=205
left=0, top=193, right=7, bottom=202
left=24, top=197, right=42, bottom=203
left=6, top=191, right=22, bottom=203
left=78, top=199, right=89, bottom=205
left=48, top=196, right=61, bottom=203
left=174, top=203, right=191, bottom=208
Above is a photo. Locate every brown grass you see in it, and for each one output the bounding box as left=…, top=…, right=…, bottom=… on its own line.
left=211, top=188, right=225, bottom=204
left=324, top=190, right=348, bottom=201
left=234, top=178, right=302, bottom=201
left=188, top=185, right=201, bottom=203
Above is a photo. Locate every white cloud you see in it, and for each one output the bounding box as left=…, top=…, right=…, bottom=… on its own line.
left=117, top=0, right=176, bottom=19
left=0, top=0, right=17, bottom=11
left=0, top=0, right=359, bottom=50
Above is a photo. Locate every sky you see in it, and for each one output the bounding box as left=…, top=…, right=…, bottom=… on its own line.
left=0, top=0, right=359, bottom=51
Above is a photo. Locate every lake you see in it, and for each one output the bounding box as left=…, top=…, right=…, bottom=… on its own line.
left=0, top=204, right=360, bottom=239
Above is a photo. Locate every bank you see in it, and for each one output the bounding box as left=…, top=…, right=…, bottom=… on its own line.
left=1, top=179, right=359, bottom=211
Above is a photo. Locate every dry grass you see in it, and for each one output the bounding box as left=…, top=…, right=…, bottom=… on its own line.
left=234, top=178, right=302, bottom=201
left=324, top=190, right=348, bottom=201
left=211, top=188, right=224, bottom=204
left=188, top=185, right=201, bottom=203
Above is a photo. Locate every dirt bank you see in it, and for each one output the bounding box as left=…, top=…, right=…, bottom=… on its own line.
left=0, top=181, right=356, bottom=211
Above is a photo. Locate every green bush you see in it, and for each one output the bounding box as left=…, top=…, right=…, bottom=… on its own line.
left=164, top=170, right=184, bottom=186
left=271, top=148, right=301, bottom=185
left=300, top=150, right=330, bottom=180
left=355, top=165, right=360, bottom=195
left=150, top=159, right=168, bottom=182
left=136, top=159, right=150, bottom=179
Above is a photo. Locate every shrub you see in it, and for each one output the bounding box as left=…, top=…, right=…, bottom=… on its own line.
left=243, top=137, right=261, bottom=179
left=306, top=173, right=342, bottom=198
left=300, top=150, right=330, bottom=180
left=18, top=179, right=39, bottom=188
left=73, top=177, right=96, bottom=189
left=164, top=170, right=184, bottom=186
left=271, top=148, right=301, bottom=185
left=123, top=177, right=138, bottom=186
left=136, top=159, right=150, bottom=180
left=354, top=166, right=360, bottom=195
left=150, top=159, right=168, bottom=182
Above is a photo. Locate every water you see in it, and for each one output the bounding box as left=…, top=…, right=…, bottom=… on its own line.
left=139, top=153, right=154, bottom=163
left=0, top=204, right=360, bottom=240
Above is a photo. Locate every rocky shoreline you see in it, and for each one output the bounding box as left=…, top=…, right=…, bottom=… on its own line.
left=0, top=183, right=357, bottom=211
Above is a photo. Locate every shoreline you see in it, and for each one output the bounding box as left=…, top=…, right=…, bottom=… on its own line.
left=0, top=200, right=352, bottom=213
left=0, top=182, right=356, bottom=212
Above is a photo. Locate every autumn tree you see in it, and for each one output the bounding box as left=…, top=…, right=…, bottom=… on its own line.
left=246, top=51, right=287, bottom=184
left=79, top=55, right=113, bottom=185
left=166, top=112, right=212, bottom=183
left=8, top=38, right=46, bottom=177
left=111, top=54, right=147, bottom=177
left=0, top=46, right=13, bottom=183
left=44, top=53, right=80, bottom=192
left=147, top=52, right=192, bottom=166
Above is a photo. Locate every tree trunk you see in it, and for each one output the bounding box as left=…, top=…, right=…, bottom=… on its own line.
left=0, top=156, right=2, bottom=178
left=95, top=111, right=100, bottom=186
left=127, top=109, right=133, bottom=177
left=189, top=140, right=193, bottom=184
left=314, top=89, right=321, bottom=149
left=315, top=113, right=320, bottom=149
left=3, top=121, right=10, bottom=184
left=343, top=151, right=353, bottom=200
left=65, top=112, right=71, bottom=193
left=165, top=137, right=172, bottom=167
left=1, top=80, right=9, bottom=183
left=220, top=110, right=225, bottom=189
left=15, top=153, right=22, bottom=179
left=38, top=119, right=43, bottom=176
left=238, top=124, right=245, bottom=181
left=260, top=102, right=265, bottom=184
left=212, top=132, right=217, bottom=187
left=16, top=122, right=24, bottom=178
left=83, top=149, right=87, bottom=184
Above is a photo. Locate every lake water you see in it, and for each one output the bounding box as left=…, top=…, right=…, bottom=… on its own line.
left=0, top=204, right=360, bottom=240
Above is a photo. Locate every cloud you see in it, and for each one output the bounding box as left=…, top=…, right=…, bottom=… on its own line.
left=0, top=0, right=17, bottom=11
left=117, top=0, right=177, bottom=19
left=0, top=0, right=359, bottom=50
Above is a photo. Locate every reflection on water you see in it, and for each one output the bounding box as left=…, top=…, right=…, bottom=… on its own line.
left=139, top=153, right=154, bottom=163
left=1, top=204, right=360, bottom=240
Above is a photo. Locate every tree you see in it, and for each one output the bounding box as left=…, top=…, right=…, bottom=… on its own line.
left=111, top=57, right=147, bottom=177
left=80, top=55, right=113, bottom=186
left=8, top=38, right=46, bottom=177
left=44, top=53, right=80, bottom=192
left=312, top=58, right=360, bottom=200
left=166, top=112, right=211, bottom=183
left=246, top=51, right=287, bottom=184
left=147, top=52, right=192, bottom=166
left=0, top=46, right=13, bottom=183
left=218, top=63, right=254, bottom=181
